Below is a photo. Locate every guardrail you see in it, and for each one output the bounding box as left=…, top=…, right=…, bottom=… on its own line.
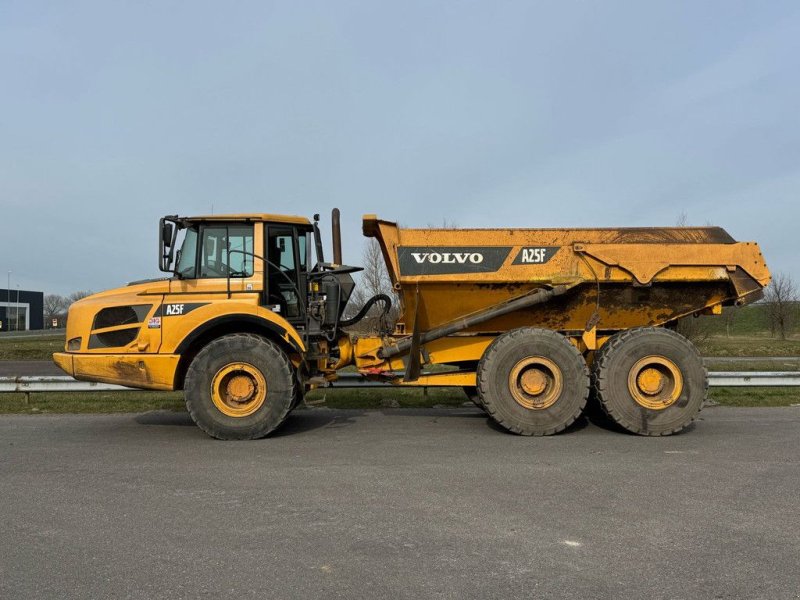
left=0, top=377, right=136, bottom=393
left=2, top=372, right=799, bottom=398
left=707, top=372, right=800, bottom=387
left=0, top=328, right=65, bottom=339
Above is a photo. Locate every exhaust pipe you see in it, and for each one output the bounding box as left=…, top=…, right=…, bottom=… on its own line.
left=332, top=208, right=342, bottom=265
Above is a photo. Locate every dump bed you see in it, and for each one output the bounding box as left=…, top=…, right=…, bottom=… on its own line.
left=363, top=215, right=771, bottom=334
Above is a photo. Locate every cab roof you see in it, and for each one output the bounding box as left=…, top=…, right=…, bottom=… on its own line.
left=186, top=213, right=311, bottom=225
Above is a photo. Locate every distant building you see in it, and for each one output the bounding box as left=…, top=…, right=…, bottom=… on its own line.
left=0, top=288, right=44, bottom=331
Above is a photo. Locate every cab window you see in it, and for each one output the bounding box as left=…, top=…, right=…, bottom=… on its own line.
left=199, top=225, right=254, bottom=278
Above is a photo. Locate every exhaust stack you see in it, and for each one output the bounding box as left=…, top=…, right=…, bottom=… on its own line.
left=332, top=208, right=342, bottom=265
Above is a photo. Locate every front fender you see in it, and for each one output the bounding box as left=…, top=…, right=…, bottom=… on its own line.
left=159, top=299, right=305, bottom=355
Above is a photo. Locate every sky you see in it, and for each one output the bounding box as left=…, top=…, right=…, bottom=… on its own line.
left=1, top=0, right=798, bottom=295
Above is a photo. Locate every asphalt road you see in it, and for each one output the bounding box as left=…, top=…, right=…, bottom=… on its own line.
left=2, top=407, right=799, bottom=599
left=0, top=360, right=62, bottom=377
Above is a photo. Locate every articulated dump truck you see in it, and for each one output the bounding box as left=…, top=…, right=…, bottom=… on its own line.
left=54, top=210, right=770, bottom=439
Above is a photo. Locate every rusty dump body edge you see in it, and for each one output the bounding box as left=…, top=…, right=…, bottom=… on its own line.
left=362, top=215, right=771, bottom=335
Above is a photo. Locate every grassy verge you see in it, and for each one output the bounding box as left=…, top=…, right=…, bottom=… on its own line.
left=0, top=391, right=185, bottom=414
left=698, top=336, right=800, bottom=357
left=708, top=387, right=800, bottom=407
left=1, top=386, right=798, bottom=414
left=703, top=358, right=800, bottom=372
left=0, top=388, right=471, bottom=414
left=0, top=335, right=65, bottom=360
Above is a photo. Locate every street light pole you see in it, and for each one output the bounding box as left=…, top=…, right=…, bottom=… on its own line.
left=16, top=285, right=20, bottom=331
left=6, top=271, right=10, bottom=331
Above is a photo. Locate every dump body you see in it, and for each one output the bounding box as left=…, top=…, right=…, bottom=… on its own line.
left=363, top=215, right=770, bottom=336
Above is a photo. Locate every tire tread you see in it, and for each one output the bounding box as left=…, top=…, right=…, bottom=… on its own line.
left=477, top=328, right=589, bottom=436
left=591, top=327, right=708, bottom=436
left=184, top=333, right=296, bottom=440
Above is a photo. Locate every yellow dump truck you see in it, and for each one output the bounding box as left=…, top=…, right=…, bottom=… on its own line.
left=54, top=210, right=770, bottom=439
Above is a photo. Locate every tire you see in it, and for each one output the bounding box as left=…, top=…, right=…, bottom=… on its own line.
left=291, top=383, right=305, bottom=409
left=184, top=333, right=296, bottom=440
left=477, top=328, right=589, bottom=436
left=463, top=386, right=483, bottom=409
left=591, top=327, right=707, bottom=436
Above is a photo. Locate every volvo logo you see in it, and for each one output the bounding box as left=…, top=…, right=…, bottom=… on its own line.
left=398, top=246, right=511, bottom=275
left=411, top=252, right=484, bottom=265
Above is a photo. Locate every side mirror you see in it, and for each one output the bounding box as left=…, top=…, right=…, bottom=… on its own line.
left=161, top=221, right=175, bottom=248
left=159, top=217, right=180, bottom=273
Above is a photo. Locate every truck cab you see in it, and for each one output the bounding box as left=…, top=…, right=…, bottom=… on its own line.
left=162, top=213, right=314, bottom=327
left=54, top=212, right=362, bottom=399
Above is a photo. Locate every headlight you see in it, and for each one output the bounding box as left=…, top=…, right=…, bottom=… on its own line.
left=67, top=337, right=82, bottom=351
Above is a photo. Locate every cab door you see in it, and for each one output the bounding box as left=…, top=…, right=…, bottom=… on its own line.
left=265, top=225, right=307, bottom=328
left=161, top=223, right=263, bottom=351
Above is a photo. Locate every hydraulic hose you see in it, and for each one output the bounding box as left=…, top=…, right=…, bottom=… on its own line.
left=340, top=294, right=392, bottom=328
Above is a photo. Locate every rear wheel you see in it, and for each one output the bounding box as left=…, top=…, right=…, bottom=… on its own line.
left=463, top=386, right=483, bottom=409
left=184, top=333, right=296, bottom=440
left=591, top=327, right=707, bottom=436
left=477, top=328, right=589, bottom=436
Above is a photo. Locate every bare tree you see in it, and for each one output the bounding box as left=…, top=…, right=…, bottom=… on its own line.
left=426, top=218, right=459, bottom=229
left=345, top=239, right=398, bottom=333
left=675, top=314, right=712, bottom=347
left=43, top=294, right=67, bottom=326
left=721, top=306, right=737, bottom=338
left=764, top=272, right=799, bottom=340
left=67, top=290, right=93, bottom=305
left=361, top=239, right=389, bottom=299
left=675, top=212, right=715, bottom=228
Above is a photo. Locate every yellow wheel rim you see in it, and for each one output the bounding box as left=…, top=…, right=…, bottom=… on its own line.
left=508, top=357, right=563, bottom=410
left=210, top=362, right=267, bottom=418
left=627, top=355, right=683, bottom=410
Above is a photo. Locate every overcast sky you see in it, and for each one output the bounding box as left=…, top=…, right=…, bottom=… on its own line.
left=1, top=1, right=798, bottom=295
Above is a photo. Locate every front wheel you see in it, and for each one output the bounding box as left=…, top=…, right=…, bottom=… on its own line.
left=184, top=333, right=296, bottom=440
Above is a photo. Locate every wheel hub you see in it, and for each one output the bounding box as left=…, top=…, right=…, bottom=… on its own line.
left=226, top=374, right=256, bottom=402
left=520, top=368, right=548, bottom=396
left=211, top=363, right=268, bottom=417
left=627, top=356, right=683, bottom=410
left=637, top=367, right=665, bottom=396
left=509, top=357, right=563, bottom=410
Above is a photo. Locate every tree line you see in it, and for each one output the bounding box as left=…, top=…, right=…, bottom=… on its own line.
left=42, top=291, right=93, bottom=327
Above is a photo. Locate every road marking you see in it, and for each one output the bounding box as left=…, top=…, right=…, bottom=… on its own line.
left=563, top=540, right=582, bottom=547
